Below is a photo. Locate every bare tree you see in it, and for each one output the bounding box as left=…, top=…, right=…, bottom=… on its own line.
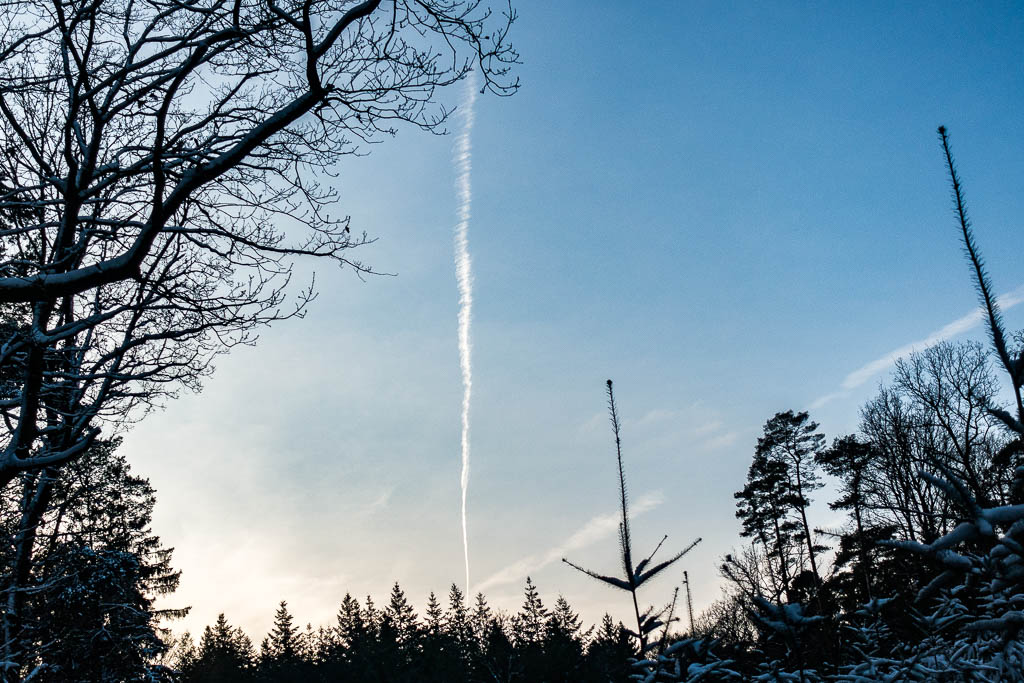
left=0, top=0, right=516, bottom=484
left=0, top=0, right=517, bottom=674
left=856, top=341, right=1012, bottom=550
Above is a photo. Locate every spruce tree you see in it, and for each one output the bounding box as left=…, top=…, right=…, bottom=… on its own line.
left=386, top=581, right=421, bottom=651
left=330, top=593, right=371, bottom=680
left=447, top=584, right=473, bottom=651
left=335, top=592, right=366, bottom=650
left=184, top=614, right=255, bottom=683
left=266, top=601, right=300, bottom=664
left=584, top=615, right=635, bottom=683
left=515, top=576, right=548, bottom=646
left=544, top=596, right=587, bottom=683
left=563, top=381, right=701, bottom=655
left=425, top=591, right=444, bottom=636
left=470, top=592, right=493, bottom=646
left=4, top=439, right=184, bottom=681
left=446, top=584, right=476, bottom=679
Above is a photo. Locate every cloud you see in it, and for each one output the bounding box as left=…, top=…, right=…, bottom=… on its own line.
left=472, top=492, right=665, bottom=594
left=810, top=286, right=1024, bottom=410
left=360, top=487, right=395, bottom=517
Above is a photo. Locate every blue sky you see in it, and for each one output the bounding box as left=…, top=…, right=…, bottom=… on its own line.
left=124, top=1, right=1024, bottom=638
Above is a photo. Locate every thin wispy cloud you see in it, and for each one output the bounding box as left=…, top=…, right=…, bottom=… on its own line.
left=472, top=492, right=665, bottom=594
left=809, top=286, right=1024, bottom=410
left=360, top=487, right=395, bottom=517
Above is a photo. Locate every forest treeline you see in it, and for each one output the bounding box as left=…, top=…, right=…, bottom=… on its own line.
left=168, top=581, right=635, bottom=683
left=164, top=323, right=1024, bottom=682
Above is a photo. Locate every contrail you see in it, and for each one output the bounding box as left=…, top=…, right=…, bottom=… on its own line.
left=454, top=69, right=478, bottom=594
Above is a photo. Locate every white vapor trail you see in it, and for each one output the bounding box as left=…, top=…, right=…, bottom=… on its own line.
left=454, top=69, right=478, bottom=594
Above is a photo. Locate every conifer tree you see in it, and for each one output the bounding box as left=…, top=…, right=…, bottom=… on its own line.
left=757, top=411, right=826, bottom=587
left=816, top=435, right=877, bottom=604
left=447, top=584, right=473, bottom=650
left=585, top=615, right=635, bottom=683
left=184, top=614, right=255, bottom=683
left=480, top=617, right=516, bottom=683
left=0, top=439, right=183, bottom=681
left=425, top=591, right=444, bottom=636
left=734, top=453, right=800, bottom=601
left=335, top=593, right=366, bottom=650
left=471, top=592, right=493, bottom=646
left=445, top=584, right=477, bottom=679
left=386, top=581, right=421, bottom=651
left=544, top=596, right=588, bottom=683
left=362, top=595, right=381, bottom=636
left=266, top=601, right=300, bottom=664
left=513, top=577, right=549, bottom=681
left=564, top=380, right=701, bottom=654
left=515, top=576, right=548, bottom=646
left=329, top=593, right=371, bottom=679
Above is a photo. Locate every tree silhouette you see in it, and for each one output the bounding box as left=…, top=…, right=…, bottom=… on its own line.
left=185, top=614, right=256, bottom=683
left=0, top=439, right=182, bottom=680
left=564, top=380, right=700, bottom=654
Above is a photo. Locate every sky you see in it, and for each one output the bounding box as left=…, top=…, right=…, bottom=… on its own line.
left=122, top=1, right=1024, bottom=640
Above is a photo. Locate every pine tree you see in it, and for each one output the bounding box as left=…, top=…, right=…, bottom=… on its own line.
left=734, top=450, right=802, bottom=601
left=183, top=614, right=255, bottom=683
left=266, top=600, right=300, bottom=664
left=471, top=592, right=493, bottom=646
left=816, top=435, right=877, bottom=605
left=447, top=584, right=473, bottom=650
left=564, top=381, right=701, bottom=655
left=757, top=410, right=826, bottom=589
left=425, top=591, right=444, bottom=636
left=4, top=439, right=184, bottom=681
left=544, top=596, right=588, bottom=683
left=585, top=614, right=635, bottom=683
left=515, top=576, right=548, bottom=646
left=386, top=581, right=421, bottom=651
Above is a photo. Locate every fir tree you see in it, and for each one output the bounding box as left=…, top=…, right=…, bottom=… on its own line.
left=2, top=439, right=184, bottom=681
left=335, top=592, right=366, bottom=650
left=471, top=592, right=493, bottom=646
left=515, top=576, right=548, bottom=646
left=585, top=615, right=635, bottom=683
left=564, top=381, right=701, bottom=654
left=386, top=581, right=421, bottom=651
left=425, top=591, right=444, bottom=636
left=447, top=584, right=474, bottom=652
left=264, top=601, right=300, bottom=665
left=544, top=596, right=588, bottom=683
left=183, top=614, right=255, bottom=683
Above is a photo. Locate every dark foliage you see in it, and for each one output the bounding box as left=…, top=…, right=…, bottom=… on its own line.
left=175, top=579, right=637, bottom=683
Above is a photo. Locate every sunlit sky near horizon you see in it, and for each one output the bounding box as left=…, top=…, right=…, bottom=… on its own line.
left=122, top=1, right=1024, bottom=640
